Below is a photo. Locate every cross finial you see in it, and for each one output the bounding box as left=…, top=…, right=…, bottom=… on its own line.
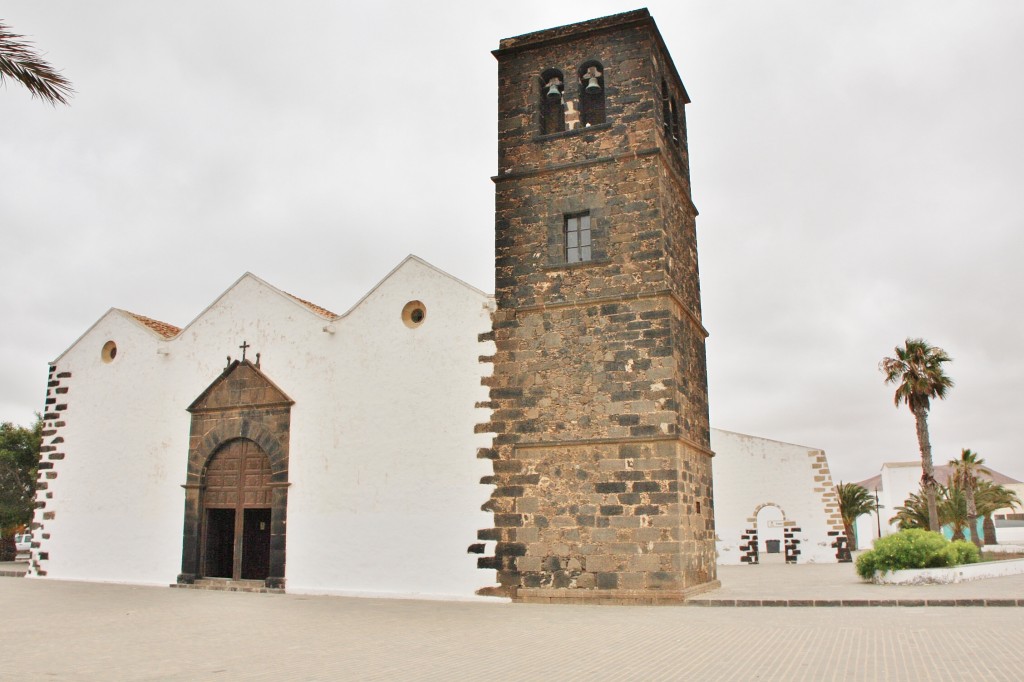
left=239, top=340, right=250, bottom=361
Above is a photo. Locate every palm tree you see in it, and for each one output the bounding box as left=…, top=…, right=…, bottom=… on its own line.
left=890, top=486, right=937, bottom=531
left=835, top=482, right=877, bottom=550
left=950, top=448, right=989, bottom=547
left=0, top=21, right=73, bottom=105
left=940, top=484, right=969, bottom=541
left=976, top=480, right=1022, bottom=546
left=879, top=338, right=953, bottom=531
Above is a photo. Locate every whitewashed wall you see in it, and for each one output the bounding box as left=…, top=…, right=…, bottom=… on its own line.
left=32, top=256, right=497, bottom=599
left=855, top=468, right=1024, bottom=548
left=712, top=429, right=845, bottom=565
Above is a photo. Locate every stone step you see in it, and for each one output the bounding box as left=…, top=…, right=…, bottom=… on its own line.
left=172, top=578, right=284, bottom=594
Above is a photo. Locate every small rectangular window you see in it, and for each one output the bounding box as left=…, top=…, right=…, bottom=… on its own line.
left=565, top=213, right=592, bottom=263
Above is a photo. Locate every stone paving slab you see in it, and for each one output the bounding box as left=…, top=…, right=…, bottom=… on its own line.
left=3, top=577, right=1024, bottom=680
left=0, top=560, right=28, bottom=577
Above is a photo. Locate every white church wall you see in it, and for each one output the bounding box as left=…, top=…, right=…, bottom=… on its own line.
left=711, top=429, right=846, bottom=565
left=33, top=257, right=497, bottom=599
left=34, top=311, right=187, bottom=585
left=283, top=258, right=496, bottom=599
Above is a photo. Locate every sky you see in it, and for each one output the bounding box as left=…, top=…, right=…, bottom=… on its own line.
left=3, top=1, right=1023, bottom=485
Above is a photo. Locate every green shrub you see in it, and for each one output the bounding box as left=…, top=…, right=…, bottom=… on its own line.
left=854, top=551, right=878, bottom=579
left=855, top=529, right=958, bottom=579
left=943, top=540, right=981, bottom=567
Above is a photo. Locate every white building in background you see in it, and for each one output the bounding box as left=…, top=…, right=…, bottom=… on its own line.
left=711, top=430, right=848, bottom=565
left=854, top=462, right=1024, bottom=548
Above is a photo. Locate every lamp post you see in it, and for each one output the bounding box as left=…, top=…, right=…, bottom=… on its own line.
left=874, top=487, right=883, bottom=538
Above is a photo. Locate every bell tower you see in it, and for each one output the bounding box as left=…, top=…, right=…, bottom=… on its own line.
left=479, top=9, right=718, bottom=603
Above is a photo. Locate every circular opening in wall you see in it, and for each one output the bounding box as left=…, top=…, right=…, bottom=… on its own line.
left=401, top=300, right=426, bottom=328
left=101, top=340, right=118, bottom=363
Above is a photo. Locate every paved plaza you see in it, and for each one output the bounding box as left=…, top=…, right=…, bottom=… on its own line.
left=3, top=562, right=1024, bottom=680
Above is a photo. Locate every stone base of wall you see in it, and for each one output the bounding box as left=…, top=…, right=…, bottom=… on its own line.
left=515, top=580, right=721, bottom=605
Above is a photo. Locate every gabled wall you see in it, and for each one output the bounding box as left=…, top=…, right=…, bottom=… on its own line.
left=32, top=257, right=497, bottom=599
left=712, top=429, right=849, bottom=565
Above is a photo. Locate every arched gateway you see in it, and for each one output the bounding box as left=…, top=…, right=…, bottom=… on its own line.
left=177, top=357, right=293, bottom=589
left=202, top=438, right=273, bottom=580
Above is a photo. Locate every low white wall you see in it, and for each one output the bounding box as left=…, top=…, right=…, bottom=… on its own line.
left=872, top=558, right=1024, bottom=585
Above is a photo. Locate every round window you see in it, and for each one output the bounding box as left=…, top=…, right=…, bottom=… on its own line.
left=101, top=340, right=118, bottom=363
left=401, top=300, right=426, bottom=328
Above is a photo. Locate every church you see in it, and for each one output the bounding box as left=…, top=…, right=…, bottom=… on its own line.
left=31, top=10, right=848, bottom=604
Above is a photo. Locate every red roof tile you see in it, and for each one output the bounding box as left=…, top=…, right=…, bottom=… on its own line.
left=124, top=311, right=181, bottom=338
left=285, top=292, right=338, bottom=319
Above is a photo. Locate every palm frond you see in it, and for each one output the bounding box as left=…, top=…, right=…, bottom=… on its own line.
left=0, top=21, right=73, bottom=105
left=880, top=338, right=953, bottom=412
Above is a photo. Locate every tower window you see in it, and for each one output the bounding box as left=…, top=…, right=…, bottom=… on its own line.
left=578, top=61, right=605, bottom=127
left=539, top=68, right=565, bottom=135
left=564, top=213, right=592, bottom=263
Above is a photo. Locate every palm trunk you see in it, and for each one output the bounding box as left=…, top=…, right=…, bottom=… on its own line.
left=913, top=405, right=941, bottom=532
left=843, top=520, right=857, bottom=551
left=965, top=485, right=982, bottom=548
left=983, top=514, right=998, bottom=545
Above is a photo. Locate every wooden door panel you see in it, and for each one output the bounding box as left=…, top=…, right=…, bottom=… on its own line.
left=201, top=439, right=273, bottom=580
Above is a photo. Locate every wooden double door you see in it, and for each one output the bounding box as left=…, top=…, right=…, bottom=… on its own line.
left=201, top=439, right=273, bottom=580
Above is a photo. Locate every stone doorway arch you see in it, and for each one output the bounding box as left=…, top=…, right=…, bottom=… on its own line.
left=201, top=438, right=273, bottom=580
left=178, top=359, right=292, bottom=589
left=755, top=504, right=785, bottom=561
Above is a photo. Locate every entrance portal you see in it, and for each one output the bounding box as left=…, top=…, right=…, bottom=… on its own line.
left=201, top=438, right=272, bottom=581
left=756, top=505, right=785, bottom=563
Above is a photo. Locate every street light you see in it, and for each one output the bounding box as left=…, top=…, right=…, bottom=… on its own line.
left=874, top=487, right=884, bottom=538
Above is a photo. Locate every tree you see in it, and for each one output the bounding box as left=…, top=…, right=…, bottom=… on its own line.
left=976, top=479, right=1022, bottom=546
left=835, top=482, right=877, bottom=550
left=0, top=417, right=42, bottom=558
left=940, top=484, right=969, bottom=541
left=890, top=486, right=935, bottom=531
left=879, top=338, right=953, bottom=532
left=0, top=21, right=73, bottom=105
left=950, top=448, right=988, bottom=547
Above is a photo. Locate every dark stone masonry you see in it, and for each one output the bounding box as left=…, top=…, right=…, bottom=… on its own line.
left=477, top=9, right=718, bottom=604
left=31, top=364, right=72, bottom=577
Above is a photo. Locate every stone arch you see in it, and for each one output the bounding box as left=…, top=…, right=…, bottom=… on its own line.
left=750, top=501, right=789, bottom=519
left=186, top=421, right=288, bottom=483
left=755, top=504, right=785, bottom=559
left=745, top=502, right=801, bottom=565
left=178, top=359, right=292, bottom=589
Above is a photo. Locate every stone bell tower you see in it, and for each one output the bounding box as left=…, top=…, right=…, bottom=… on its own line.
left=477, top=9, right=718, bottom=604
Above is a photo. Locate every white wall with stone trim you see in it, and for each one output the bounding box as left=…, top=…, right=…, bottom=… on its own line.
left=711, top=429, right=847, bottom=565
left=31, top=256, right=498, bottom=600
left=33, top=253, right=854, bottom=596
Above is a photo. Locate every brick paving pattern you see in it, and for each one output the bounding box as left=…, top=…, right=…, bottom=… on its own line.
left=4, top=563, right=1024, bottom=680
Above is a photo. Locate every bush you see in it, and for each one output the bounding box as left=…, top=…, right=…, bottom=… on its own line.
left=855, top=529, right=971, bottom=579
left=941, top=540, right=981, bottom=567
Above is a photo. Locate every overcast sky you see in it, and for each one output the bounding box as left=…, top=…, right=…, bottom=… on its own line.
left=3, top=1, right=1023, bottom=485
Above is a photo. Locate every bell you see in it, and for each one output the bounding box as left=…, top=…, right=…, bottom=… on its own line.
left=585, top=77, right=601, bottom=94
left=546, top=79, right=562, bottom=100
